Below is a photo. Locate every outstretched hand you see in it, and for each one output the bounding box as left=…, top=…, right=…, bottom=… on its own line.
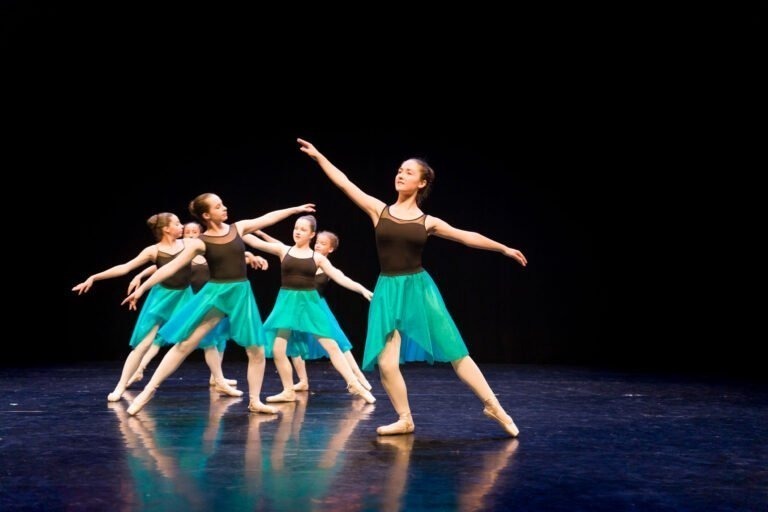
left=297, top=138, right=320, bottom=160
left=295, top=203, right=316, bottom=214
left=121, top=289, right=143, bottom=311
left=246, top=253, right=269, bottom=271
left=72, top=277, right=95, bottom=295
left=504, top=248, right=528, bottom=267
left=127, top=277, right=142, bottom=295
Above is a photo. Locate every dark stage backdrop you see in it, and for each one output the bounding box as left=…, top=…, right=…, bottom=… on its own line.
left=21, top=6, right=761, bottom=377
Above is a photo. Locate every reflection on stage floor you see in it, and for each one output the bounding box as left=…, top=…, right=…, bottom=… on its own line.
left=1, top=361, right=766, bottom=511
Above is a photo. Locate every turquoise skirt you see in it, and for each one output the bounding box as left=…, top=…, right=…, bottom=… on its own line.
left=363, top=270, right=469, bottom=371
left=158, top=280, right=265, bottom=349
left=287, top=297, right=353, bottom=359
left=129, top=285, right=194, bottom=348
left=263, top=289, right=348, bottom=358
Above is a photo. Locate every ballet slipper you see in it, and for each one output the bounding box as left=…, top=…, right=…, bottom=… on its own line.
left=209, top=375, right=237, bottom=387
left=212, top=382, right=243, bottom=397
left=292, top=380, right=309, bottom=391
left=347, top=380, right=376, bottom=404
left=248, top=401, right=279, bottom=414
left=483, top=395, right=519, bottom=437
left=126, top=386, right=156, bottom=416
left=266, top=389, right=297, bottom=403
left=107, top=389, right=124, bottom=402
left=377, top=412, right=414, bottom=436
left=354, top=372, right=373, bottom=391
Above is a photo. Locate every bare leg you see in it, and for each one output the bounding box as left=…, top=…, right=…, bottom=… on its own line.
left=451, top=356, right=519, bottom=437
left=266, top=331, right=298, bottom=403
left=209, top=345, right=237, bottom=387
left=316, top=337, right=375, bottom=404
left=344, top=350, right=372, bottom=390
left=376, top=330, right=414, bottom=435
left=126, top=311, right=222, bottom=415
left=205, top=346, right=242, bottom=396
left=108, top=325, right=160, bottom=401
left=127, top=342, right=161, bottom=388
left=246, top=345, right=278, bottom=414
left=291, top=356, right=309, bottom=391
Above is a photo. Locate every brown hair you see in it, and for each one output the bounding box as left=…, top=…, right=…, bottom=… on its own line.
left=146, top=212, right=176, bottom=241
left=297, top=214, right=317, bottom=233
left=412, top=158, right=435, bottom=205
left=317, top=230, right=339, bottom=250
left=189, top=193, right=216, bottom=224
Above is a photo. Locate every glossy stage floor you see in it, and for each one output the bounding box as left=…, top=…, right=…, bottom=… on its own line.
left=1, top=361, right=766, bottom=511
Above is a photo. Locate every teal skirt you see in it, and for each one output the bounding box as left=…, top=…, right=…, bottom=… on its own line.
left=263, top=289, right=348, bottom=358
left=158, top=280, right=265, bottom=349
left=129, top=284, right=194, bottom=348
left=156, top=316, right=232, bottom=352
left=363, top=270, right=469, bottom=371
left=287, top=297, right=353, bottom=359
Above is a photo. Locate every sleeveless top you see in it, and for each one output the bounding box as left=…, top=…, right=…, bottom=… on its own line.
left=375, top=206, right=428, bottom=275
left=281, top=248, right=317, bottom=290
left=156, top=244, right=191, bottom=289
left=189, top=260, right=210, bottom=293
left=314, top=272, right=330, bottom=297
left=200, top=227, right=247, bottom=281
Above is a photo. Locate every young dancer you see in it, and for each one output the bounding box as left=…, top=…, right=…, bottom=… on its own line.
left=298, top=138, right=527, bottom=436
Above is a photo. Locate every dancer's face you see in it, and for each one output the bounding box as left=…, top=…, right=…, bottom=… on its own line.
left=183, top=223, right=201, bottom=238
left=314, top=234, right=334, bottom=256
left=293, top=219, right=315, bottom=246
left=394, top=159, right=427, bottom=194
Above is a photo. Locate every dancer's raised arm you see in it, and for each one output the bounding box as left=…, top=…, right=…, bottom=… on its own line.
left=127, top=265, right=158, bottom=295
left=72, top=246, right=158, bottom=295
left=242, top=233, right=287, bottom=259
left=427, top=217, right=527, bottom=266
left=316, top=255, right=373, bottom=301
left=236, top=203, right=315, bottom=235
left=122, top=239, right=204, bottom=310
left=298, top=138, right=385, bottom=224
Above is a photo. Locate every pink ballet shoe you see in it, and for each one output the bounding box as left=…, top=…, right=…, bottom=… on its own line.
left=355, top=373, right=373, bottom=391
left=347, top=380, right=376, bottom=404
left=266, top=389, right=297, bottom=403
left=483, top=396, right=519, bottom=437
left=209, top=375, right=237, bottom=387
left=106, top=390, right=124, bottom=402
left=126, top=387, right=156, bottom=416
left=376, top=413, right=414, bottom=436
left=212, top=381, right=243, bottom=397
left=292, top=381, right=309, bottom=391
left=248, top=401, right=279, bottom=414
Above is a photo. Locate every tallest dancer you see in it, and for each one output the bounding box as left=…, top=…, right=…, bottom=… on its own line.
left=298, top=138, right=527, bottom=437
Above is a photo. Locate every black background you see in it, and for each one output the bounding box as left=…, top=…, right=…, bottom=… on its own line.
left=9, top=4, right=762, bottom=377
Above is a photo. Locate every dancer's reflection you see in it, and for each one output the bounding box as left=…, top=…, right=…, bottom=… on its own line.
left=457, top=439, right=519, bottom=511
left=374, top=434, right=415, bottom=512
left=109, top=390, right=241, bottom=510
left=361, top=437, right=519, bottom=512
left=240, top=393, right=374, bottom=510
